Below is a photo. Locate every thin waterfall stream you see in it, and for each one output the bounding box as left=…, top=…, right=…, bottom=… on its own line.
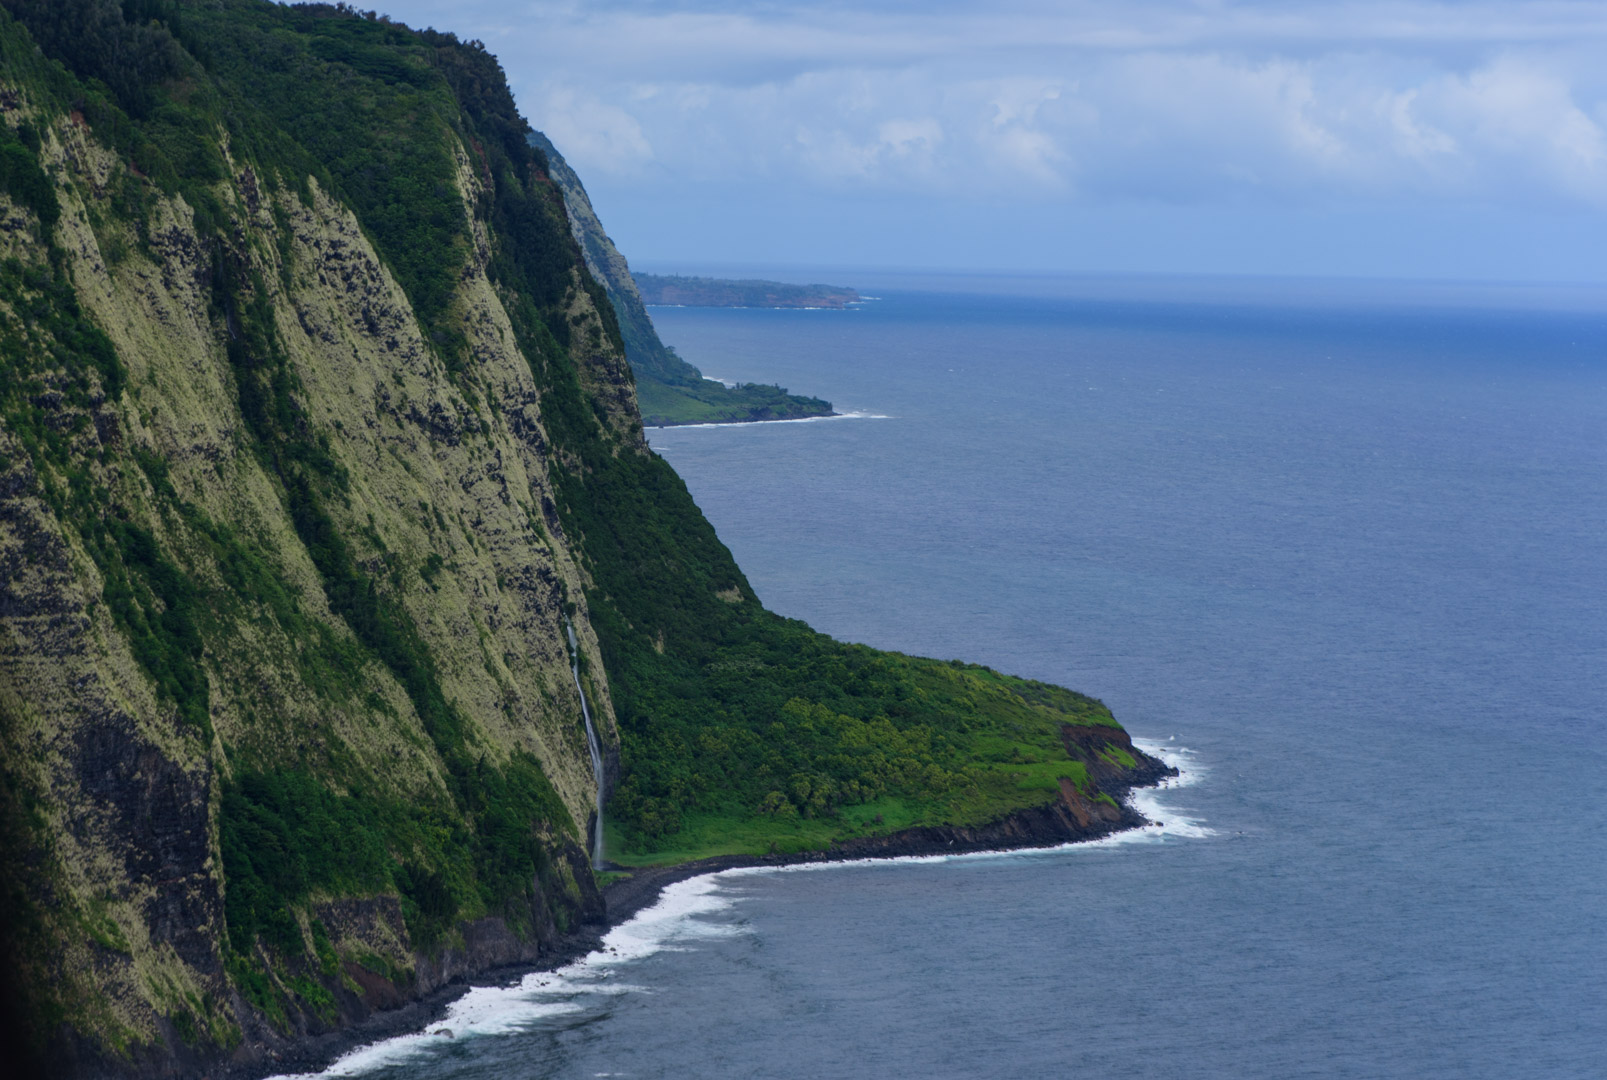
left=565, top=619, right=606, bottom=866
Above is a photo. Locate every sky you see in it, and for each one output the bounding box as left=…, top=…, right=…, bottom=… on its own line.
left=359, top=0, right=1607, bottom=283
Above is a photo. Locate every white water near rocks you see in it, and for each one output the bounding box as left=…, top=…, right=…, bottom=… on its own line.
left=265, top=745, right=1207, bottom=1080
left=264, top=875, right=743, bottom=1079
left=565, top=619, right=605, bottom=866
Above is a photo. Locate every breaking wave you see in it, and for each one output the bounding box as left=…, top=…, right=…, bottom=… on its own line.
left=271, top=741, right=1204, bottom=1077
left=265, top=875, right=742, bottom=1078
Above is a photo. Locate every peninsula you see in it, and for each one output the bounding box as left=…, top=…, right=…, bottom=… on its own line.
left=633, top=273, right=861, bottom=309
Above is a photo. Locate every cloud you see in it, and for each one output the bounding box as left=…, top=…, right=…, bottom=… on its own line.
left=373, top=0, right=1607, bottom=210
left=531, top=87, right=655, bottom=176
left=1419, top=57, right=1607, bottom=201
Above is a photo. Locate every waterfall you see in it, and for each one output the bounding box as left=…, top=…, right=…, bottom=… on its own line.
left=565, top=619, right=606, bottom=866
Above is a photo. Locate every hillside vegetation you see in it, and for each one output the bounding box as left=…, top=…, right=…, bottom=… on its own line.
left=529, top=131, right=835, bottom=426
left=0, top=3, right=1149, bottom=1075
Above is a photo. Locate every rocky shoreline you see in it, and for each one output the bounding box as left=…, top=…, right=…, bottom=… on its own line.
left=220, top=743, right=1175, bottom=1080
left=603, top=742, right=1175, bottom=927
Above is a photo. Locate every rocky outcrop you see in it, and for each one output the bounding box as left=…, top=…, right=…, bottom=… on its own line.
left=1061, top=722, right=1175, bottom=790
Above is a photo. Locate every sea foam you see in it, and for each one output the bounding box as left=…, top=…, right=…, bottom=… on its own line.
left=269, top=742, right=1203, bottom=1077
left=657, top=410, right=893, bottom=431
left=264, top=875, right=743, bottom=1078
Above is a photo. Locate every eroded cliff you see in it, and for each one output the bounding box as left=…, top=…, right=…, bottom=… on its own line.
left=0, top=3, right=632, bottom=1071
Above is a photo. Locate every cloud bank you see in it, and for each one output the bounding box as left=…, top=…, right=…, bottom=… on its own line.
left=373, top=1, right=1607, bottom=206
left=365, top=0, right=1607, bottom=277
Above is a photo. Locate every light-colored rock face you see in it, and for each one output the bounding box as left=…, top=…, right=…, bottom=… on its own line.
left=0, top=87, right=622, bottom=1056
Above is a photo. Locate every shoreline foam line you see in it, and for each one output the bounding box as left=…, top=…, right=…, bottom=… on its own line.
left=714, top=740, right=1211, bottom=882
left=654, top=410, right=893, bottom=431
left=263, top=876, right=744, bottom=1079
left=266, top=741, right=1204, bottom=1078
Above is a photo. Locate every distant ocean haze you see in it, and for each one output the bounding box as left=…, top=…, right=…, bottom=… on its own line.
left=291, top=275, right=1607, bottom=1080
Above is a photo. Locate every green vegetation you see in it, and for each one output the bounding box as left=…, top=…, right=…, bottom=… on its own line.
left=604, top=626, right=1116, bottom=860
left=0, top=120, right=58, bottom=228
left=0, top=2, right=1143, bottom=1065
left=523, top=266, right=1117, bottom=859
left=633, top=273, right=860, bottom=310
left=0, top=0, right=599, bottom=1022
left=634, top=372, right=834, bottom=427
left=219, top=756, right=574, bottom=953
left=527, top=131, right=835, bottom=427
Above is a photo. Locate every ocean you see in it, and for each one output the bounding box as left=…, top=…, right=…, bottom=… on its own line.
left=284, top=274, right=1607, bottom=1079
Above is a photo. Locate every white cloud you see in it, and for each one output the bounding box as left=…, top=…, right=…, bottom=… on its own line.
left=376, top=0, right=1607, bottom=210
left=1419, top=57, right=1607, bottom=201
left=532, top=87, right=655, bottom=176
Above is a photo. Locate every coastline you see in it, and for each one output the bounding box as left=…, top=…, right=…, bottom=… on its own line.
left=246, top=746, right=1178, bottom=1080
left=651, top=410, right=901, bottom=431
left=602, top=744, right=1176, bottom=926
left=643, top=302, right=865, bottom=310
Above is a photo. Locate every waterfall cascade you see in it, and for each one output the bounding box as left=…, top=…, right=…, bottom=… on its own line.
left=565, top=620, right=606, bottom=866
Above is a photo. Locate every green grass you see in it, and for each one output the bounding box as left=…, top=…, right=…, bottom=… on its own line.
left=598, top=684, right=1108, bottom=867
left=594, top=617, right=1121, bottom=860
left=635, top=377, right=833, bottom=427
left=601, top=743, right=1099, bottom=866
left=601, top=794, right=928, bottom=865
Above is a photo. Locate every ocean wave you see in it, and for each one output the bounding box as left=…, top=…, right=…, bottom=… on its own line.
left=1107, top=738, right=1214, bottom=843
left=269, top=741, right=1204, bottom=1076
left=722, top=740, right=1212, bottom=881
left=265, top=876, right=744, bottom=1078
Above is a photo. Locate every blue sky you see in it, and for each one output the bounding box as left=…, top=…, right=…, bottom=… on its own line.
left=365, top=1, right=1607, bottom=283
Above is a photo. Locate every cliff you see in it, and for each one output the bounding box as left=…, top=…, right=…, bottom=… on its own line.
left=0, top=3, right=1167, bottom=1077
left=528, top=132, right=832, bottom=426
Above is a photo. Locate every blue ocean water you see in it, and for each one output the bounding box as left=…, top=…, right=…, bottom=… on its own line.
left=293, top=276, right=1607, bottom=1079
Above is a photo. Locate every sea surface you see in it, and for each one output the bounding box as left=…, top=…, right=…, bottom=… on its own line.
left=290, top=274, right=1607, bottom=1079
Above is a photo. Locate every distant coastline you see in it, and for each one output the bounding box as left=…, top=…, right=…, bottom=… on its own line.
left=634, top=272, right=861, bottom=309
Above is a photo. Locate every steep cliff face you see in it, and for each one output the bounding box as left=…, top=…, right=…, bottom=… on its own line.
left=0, top=3, right=632, bottom=1072
left=0, top=4, right=1166, bottom=1076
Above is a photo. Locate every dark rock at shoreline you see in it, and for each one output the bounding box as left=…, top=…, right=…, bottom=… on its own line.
left=198, top=742, right=1172, bottom=1080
